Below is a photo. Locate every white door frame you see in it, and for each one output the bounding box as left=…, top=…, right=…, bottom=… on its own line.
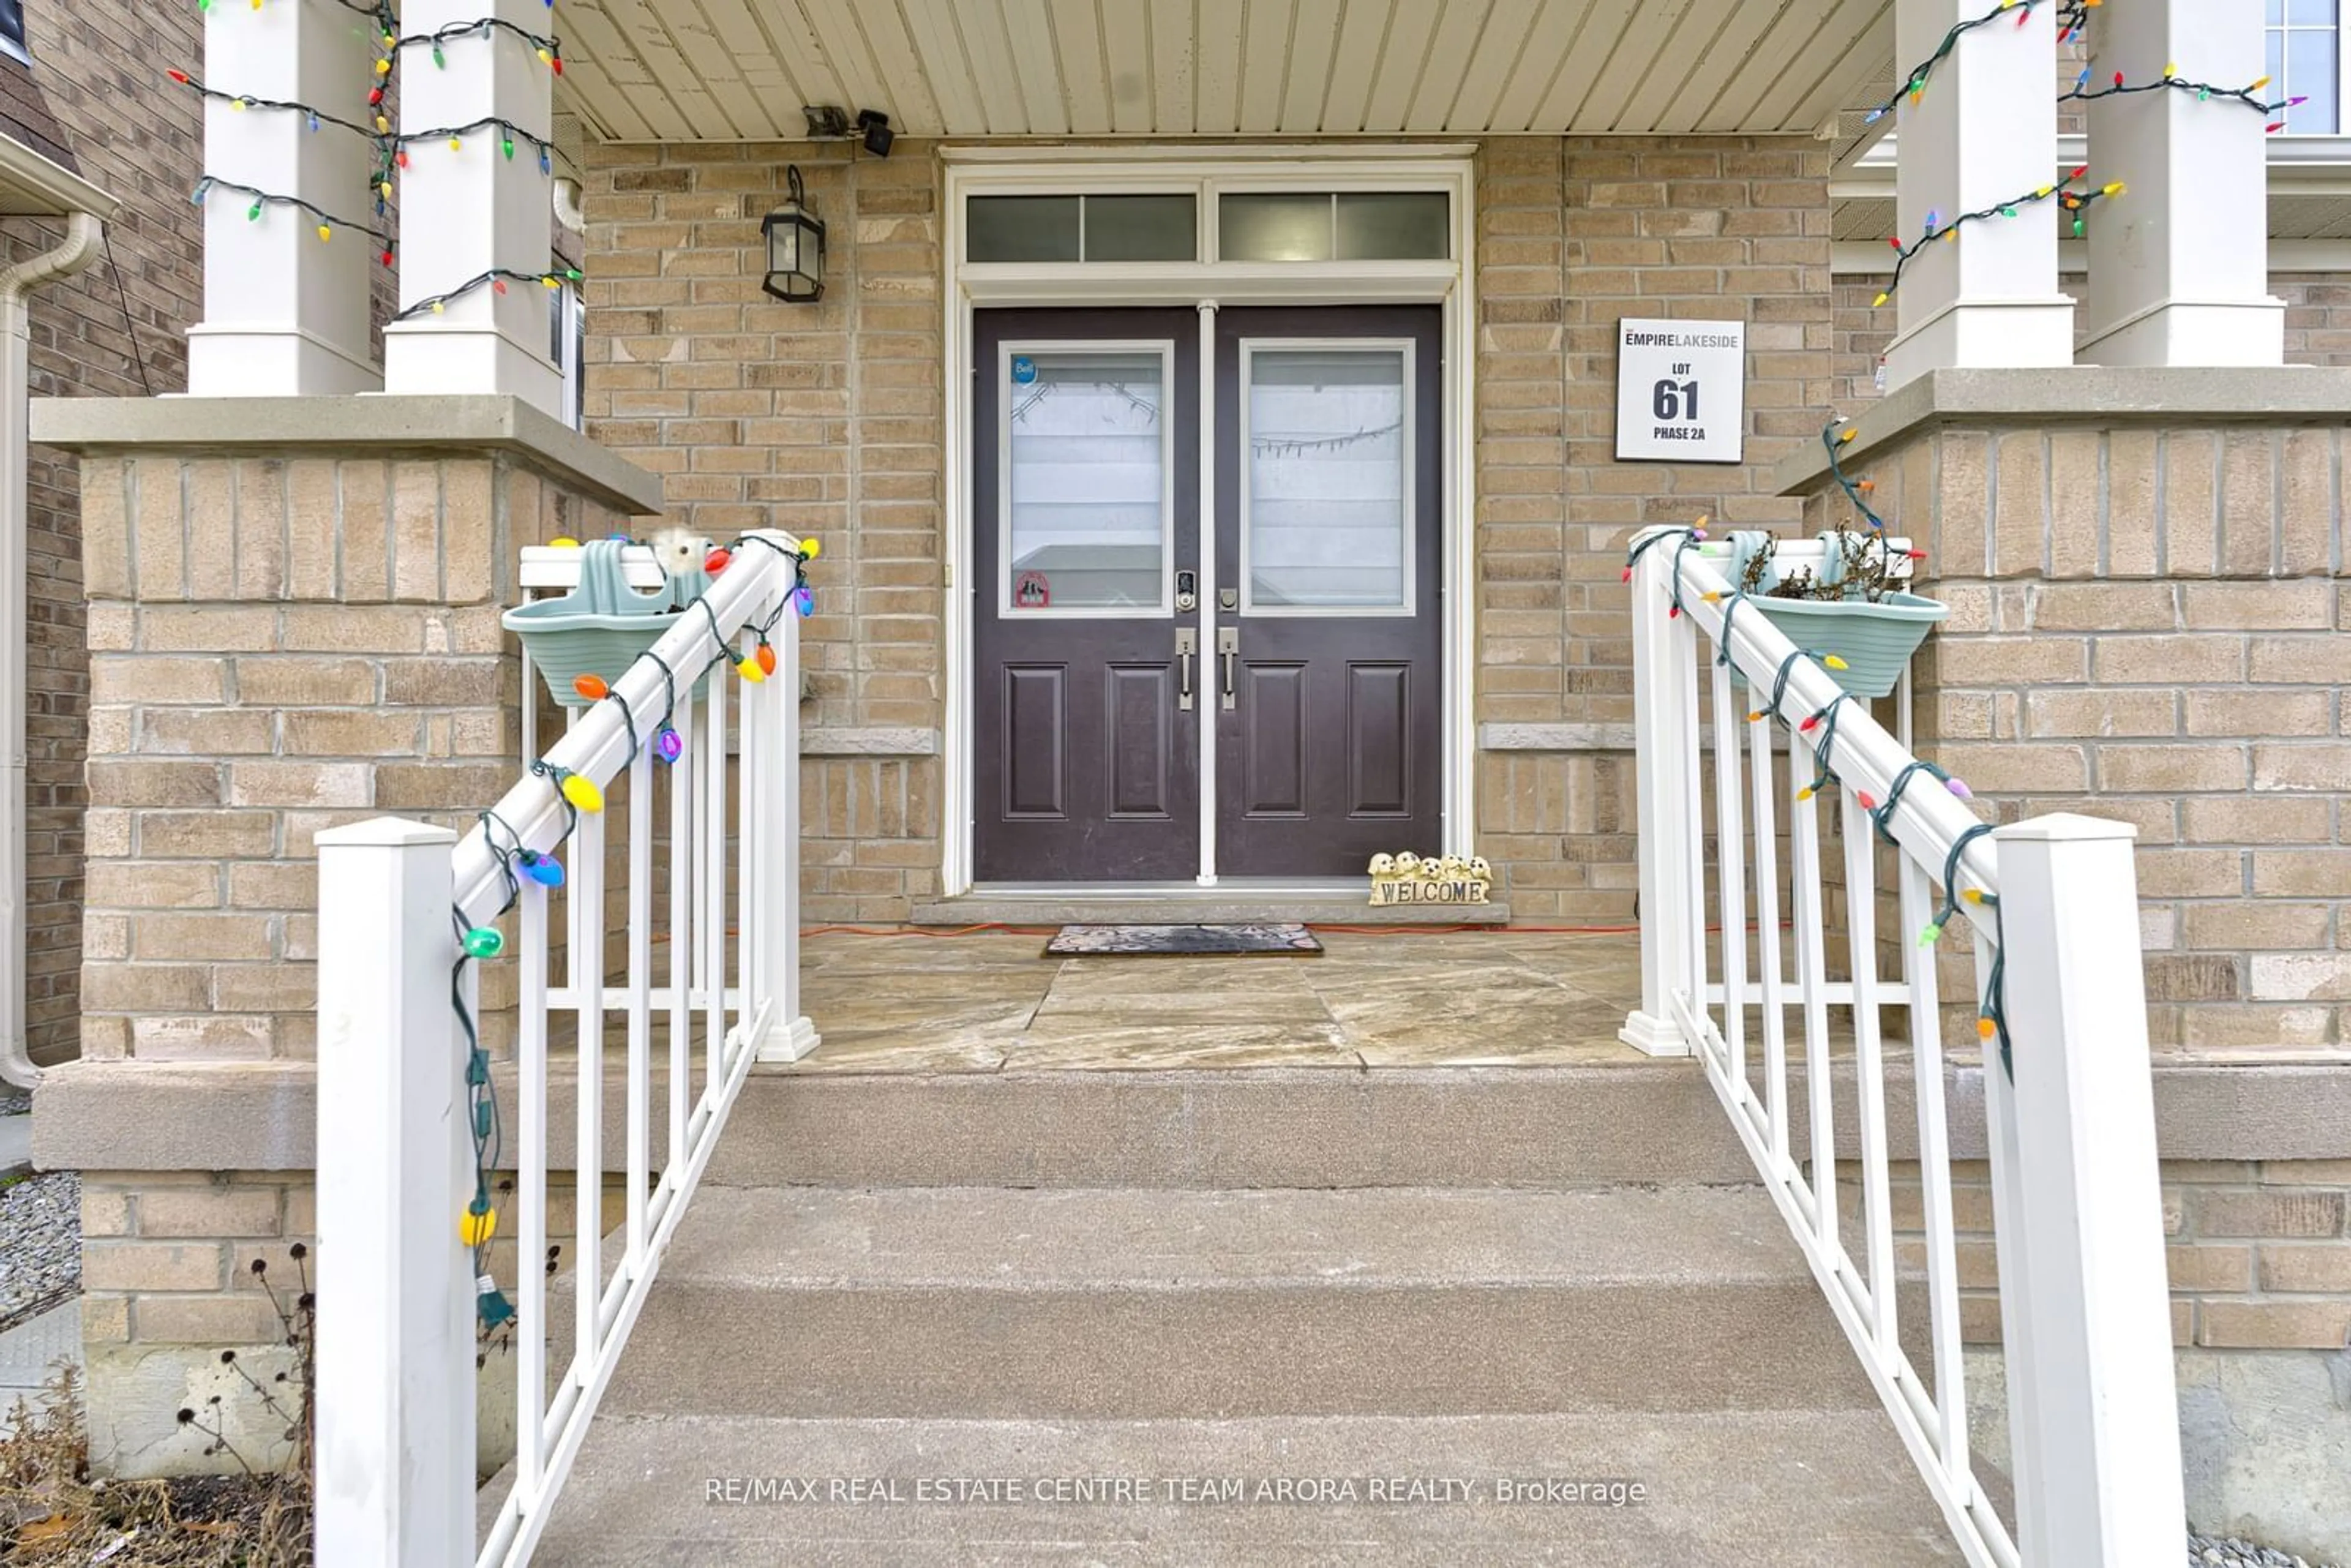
left=940, top=146, right=1479, bottom=897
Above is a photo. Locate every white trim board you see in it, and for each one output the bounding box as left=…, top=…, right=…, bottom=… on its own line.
left=940, top=149, right=1478, bottom=898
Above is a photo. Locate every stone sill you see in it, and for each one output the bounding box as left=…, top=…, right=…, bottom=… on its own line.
left=30, top=394, right=664, bottom=518
left=1773, top=366, right=2351, bottom=497
left=28, top=1054, right=2351, bottom=1174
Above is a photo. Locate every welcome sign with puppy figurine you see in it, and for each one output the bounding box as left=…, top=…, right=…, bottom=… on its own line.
left=1367, top=853, right=1493, bottom=907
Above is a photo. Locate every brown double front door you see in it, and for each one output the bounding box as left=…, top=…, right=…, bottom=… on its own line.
left=973, top=304, right=1442, bottom=883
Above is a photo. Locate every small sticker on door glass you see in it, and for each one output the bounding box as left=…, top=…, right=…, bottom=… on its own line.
left=1013, top=570, right=1051, bottom=608
left=1011, top=355, right=1037, bottom=384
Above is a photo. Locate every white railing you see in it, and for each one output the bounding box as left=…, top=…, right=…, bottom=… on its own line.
left=1624, top=525, right=2184, bottom=1568
left=311, top=530, right=817, bottom=1568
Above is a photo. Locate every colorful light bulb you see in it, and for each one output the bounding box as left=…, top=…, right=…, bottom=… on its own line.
left=573, top=674, right=609, bottom=701
left=756, top=642, right=777, bottom=677
left=654, top=726, right=684, bottom=763
left=704, top=547, right=732, bottom=574
left=737, top=654, right=767, bottom=685
left=794, top=585, right=815, bottom=617
left=517, top=850, right=565, bottom=888
left=459, top=1205, right=497, bottom=1245
left=559, top=772, right=604, bottom=813
left=462, top=926, right=504, bottom=959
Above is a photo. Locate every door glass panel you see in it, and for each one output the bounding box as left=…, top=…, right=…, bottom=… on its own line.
left=1245, top=347, right=1409, bottom=610
left=1084, top=194, right=1198, bottom=260
left=1005, top=350, right=1168, bottom=610
left=1335, top=192, right=1449, bottom=260
left=1219, top=193, right=1333, bottom=260
left=970, top=196, right=1081, bottom=261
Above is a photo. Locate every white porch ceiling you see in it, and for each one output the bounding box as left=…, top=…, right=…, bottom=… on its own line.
left=554, top=0, right=1897, bottom=143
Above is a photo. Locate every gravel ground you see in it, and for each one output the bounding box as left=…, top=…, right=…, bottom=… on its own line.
left=0, top=1168, right=79, bottom=1335
left=0, top=1093, right=26, bottom=1116
left=2192, top=1535, right=2345, bottom=1568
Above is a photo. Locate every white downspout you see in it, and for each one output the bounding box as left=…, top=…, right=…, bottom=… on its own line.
left=0, top=209, right=103, bottom=1089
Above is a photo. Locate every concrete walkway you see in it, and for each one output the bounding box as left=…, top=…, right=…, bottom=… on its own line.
left=0, top=1111, right=29, bottom=1176
left=789, top=928, right=1652, bottom=1073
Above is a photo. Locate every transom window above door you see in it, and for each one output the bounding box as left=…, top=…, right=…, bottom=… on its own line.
left=963, top=187, right=1452, bottom=264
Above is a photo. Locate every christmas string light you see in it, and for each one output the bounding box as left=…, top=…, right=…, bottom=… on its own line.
left=397, top=16, right=565, bottom=74
left=392, top=266, right=585, bottom=321
left=2060, top=64, right=2304, bottom=129
left=1865, top=759, right=1976, bottom=847
left=1745, top=647, right=1850, bottom=726
left=190, top=176, right=396, bottom=257
left=1864, top=0, right=2049, bottom=125
left=392, top=115, right=563, bottom=174
left=2054, top=0, right=2099, bottom=45
left=1869, top=167, right=2121, bottom=308
left=163, top=70, right=381, bottom=138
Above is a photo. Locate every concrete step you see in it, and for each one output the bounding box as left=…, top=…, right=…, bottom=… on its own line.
left=525, top=1410, right=1965, bottom=1566
left=711, top=1066, right=1756, bottom=1189
left=587, top=1185, right=1873, bottom=1422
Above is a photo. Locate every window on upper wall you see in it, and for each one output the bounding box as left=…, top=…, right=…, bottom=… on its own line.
left=2268, top=0, right=2341, bottom=132
left=0, top=1, right=28, bottom=65
left=966, top=193, right=1198, bottom=263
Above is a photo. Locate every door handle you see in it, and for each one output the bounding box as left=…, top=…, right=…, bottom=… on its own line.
left=1217, top=627, right=1239, bottom=711
left=1175, top=628, right=1197, bottom=711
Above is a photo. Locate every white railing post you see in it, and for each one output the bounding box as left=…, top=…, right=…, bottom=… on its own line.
left=1621, top=528, right=1697, bottom=1057
left=757, top=584, right=819, bottom=1062
left=1984, top=813, right=2185, bottom=1567
left=313, top=818, right=473, bottom=1568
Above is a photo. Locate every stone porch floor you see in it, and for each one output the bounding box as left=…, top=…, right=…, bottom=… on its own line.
left=785, top=928, right=1652, bottom=1073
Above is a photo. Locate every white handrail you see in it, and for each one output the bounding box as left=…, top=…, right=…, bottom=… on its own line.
left=1625, top=523, right=2185, bottom=1568
left=451, top=532, right=802, bottom=925
left=314, top=529, right=819, bottom=1568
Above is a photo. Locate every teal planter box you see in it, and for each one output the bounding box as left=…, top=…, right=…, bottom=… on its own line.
left=503, top=539, right=713, bottom=710
left=1749, top=591, right=1948, bottom=700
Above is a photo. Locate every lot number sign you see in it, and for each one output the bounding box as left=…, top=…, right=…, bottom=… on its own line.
left=1614, top=318, right=1745, bottom=464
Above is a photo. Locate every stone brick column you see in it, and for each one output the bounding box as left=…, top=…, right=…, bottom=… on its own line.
left=29, top=394, right=660, bottom=1477
left=1780, top=367, right=2351, bottom=1057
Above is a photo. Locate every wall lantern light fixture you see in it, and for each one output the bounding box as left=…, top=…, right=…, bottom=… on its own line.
left=761, top=164, right=825, bottom=304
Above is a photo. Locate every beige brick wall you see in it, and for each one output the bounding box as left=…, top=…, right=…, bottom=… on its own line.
left=0, top=9, right=206, bottom=1063
left=1796, top=418, right=2351, bottom=1053
left=1877, top=1157, right=2351, bottom=1351
left=1475, top=136, right=1832, bottom=919
left=574, top=135, right=1835, bottom=921
left=75, top=452, right=620, bottom=1064
left=578, top=140, right=942, bottom=922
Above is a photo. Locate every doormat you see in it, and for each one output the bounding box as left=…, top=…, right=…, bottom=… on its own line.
left=1043, top=923, right=1324, bottom=957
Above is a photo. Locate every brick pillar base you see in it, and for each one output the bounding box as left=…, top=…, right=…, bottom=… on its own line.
left=31, top=395, right=660, bottom=1478
left=1781, top=369, right=2351, bottom=1056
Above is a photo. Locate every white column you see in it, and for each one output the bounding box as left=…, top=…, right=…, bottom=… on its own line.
left=381, top=0, right=564, bottom=416
left=1984, top=814, right=2186, bottom=1567
left=185, top=0, right=381, bottom=395
left=1619, top=527, right=1697, bottom=1059
left=1881, top=0, right=2075, bottom=391
left=313, top=818, right=473, bottom=1568
left=2079, top=0, right=2285, bottom=364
